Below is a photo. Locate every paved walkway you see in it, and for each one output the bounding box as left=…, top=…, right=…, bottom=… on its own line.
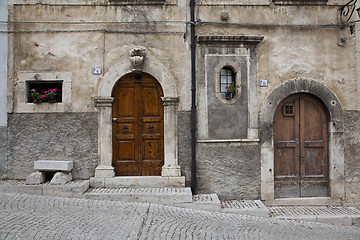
left=1, top=193, right=360, bottom=240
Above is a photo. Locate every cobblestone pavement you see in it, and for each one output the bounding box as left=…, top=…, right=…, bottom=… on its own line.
left=1, top=193, right=360, bottom=240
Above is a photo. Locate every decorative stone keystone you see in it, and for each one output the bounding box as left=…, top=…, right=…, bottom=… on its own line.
left=130, top=47, right=146, bottom=73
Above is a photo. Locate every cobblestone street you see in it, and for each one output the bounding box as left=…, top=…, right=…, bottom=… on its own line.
left=1, top=193, right=360, bottom=240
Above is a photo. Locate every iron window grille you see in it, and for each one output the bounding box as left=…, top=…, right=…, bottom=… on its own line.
left=220, top=67, right=236, bottom=98
left=283, top=104, right=295, bottom=117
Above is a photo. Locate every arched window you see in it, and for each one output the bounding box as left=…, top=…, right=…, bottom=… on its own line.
left=220, top=67, right=237, bottom=99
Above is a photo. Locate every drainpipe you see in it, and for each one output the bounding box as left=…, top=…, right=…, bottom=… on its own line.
left=190, top=0, right=197, bottom=194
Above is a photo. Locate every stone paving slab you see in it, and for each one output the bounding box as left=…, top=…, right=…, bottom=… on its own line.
left=1, top=193, right=360, bottom=240
left=222, top=200, right=270, bottom=217
left=83, top=187, right=193, bottom=205
left=269, top=206, right=360, bottom=226
left=1, top=180, right=360, bottom=227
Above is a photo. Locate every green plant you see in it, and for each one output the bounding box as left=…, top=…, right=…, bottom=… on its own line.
left=226, top=82, right=241, bottom=93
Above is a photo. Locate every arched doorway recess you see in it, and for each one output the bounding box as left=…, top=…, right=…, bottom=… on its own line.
left=112, top=73, right=164, bottom=176
left=274, top=93, right=329, bottom=198
left=260, top=79, right=344, bottom=204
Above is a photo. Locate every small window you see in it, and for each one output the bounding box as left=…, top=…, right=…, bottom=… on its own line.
left=27, top=81, right=63, bottom=103
left=283, top=104, right=294, bottom=117
left=220, top=67, right=237, bottom=100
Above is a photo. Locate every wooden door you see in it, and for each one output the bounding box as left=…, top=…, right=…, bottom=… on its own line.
left=112, top=73, right=164, bottom=176
left=274, top=94, right=329, bottom=198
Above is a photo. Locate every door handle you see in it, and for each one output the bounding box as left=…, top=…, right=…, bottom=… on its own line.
left=148, top=126, right=154, bottom=131
left=112, top=118, right=117, bottom=122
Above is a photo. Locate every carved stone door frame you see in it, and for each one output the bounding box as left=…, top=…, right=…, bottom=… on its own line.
left=92, top=50, right=183, bottom=186
left=260, top=79, right=345, bottom=204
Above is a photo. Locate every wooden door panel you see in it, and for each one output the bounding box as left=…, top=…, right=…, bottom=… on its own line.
left=300, top=95, right=328, bottom=197
left=141, top=86, right=161, bottom=117
left=304, top=146, right=325, bottom=176
left=274, top=95, right=300, bottom=180
left=274, top=94, right=329, bottom=198
left=112, top=73, right=164, bottom=176
left=117, top=87, right=136, bottom=118
left=113, top=140, right=137, bottom=176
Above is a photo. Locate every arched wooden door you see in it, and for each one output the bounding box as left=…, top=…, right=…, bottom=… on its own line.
left=274, top=93, right=329, bottom=198
left=112, top=73, right=164, bottom=176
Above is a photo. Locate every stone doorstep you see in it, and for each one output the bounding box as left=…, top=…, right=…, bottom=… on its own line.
left=83, top=187, right=193, bottom=205
left=175, top=194, right=222, bottom=212
left=90, top=176, right=186, bottom=188
left=269, top=206, right=360, bottom=226
left=221, top=200, right=270, bottom=218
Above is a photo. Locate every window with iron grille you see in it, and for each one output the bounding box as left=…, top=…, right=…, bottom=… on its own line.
left=283, top=104, right=295, bottom=117
left=220, top=67, right=236, bottom=98
left=27, top=81, right=63, bottom=103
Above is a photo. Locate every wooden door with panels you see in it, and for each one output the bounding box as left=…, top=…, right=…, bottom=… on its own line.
left=112, top=73, right=164, bottom=176
left=274, top=93, right=329, bottom=198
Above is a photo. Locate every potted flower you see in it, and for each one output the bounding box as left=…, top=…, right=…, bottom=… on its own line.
left=225, top=82, right=241, bottom=100
left=31, top=88, right=58, bottom=104
left=45, top=89, right=58, bottom=103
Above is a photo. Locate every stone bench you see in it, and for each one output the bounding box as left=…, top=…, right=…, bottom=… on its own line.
left=26, top=160, right=73, bottom=185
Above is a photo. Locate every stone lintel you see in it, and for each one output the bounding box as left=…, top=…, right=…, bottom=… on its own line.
left=197, top=35, right=264, bottom=45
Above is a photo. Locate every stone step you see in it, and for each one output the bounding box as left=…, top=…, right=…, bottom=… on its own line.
left=175, top=194, right=222, bottom=212
left=83, top=187, right=193, bottom=205
left=221, top=200, right=270, bottom=217
left=269, top=206, right=360, bottom=226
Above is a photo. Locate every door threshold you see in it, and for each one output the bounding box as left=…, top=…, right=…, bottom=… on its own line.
left=90, top=176, right=185, bottom=188
left=264, top=197, right=341, bottom=206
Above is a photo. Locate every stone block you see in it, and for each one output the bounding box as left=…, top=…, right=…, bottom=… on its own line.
left=26, top=171, right=46, bottom=185
left=50, top=172, right=72, bottom=185
left=34, top=160, right=73, bottom=172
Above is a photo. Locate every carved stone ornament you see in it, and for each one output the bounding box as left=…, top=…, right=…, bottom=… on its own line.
left=130, top=48, right=146, bottom=73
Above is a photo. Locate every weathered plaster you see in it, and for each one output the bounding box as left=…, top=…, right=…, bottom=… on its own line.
left=0, top=1, right=8, bottom=178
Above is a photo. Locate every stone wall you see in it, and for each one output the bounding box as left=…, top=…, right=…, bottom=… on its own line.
left=8, top=113, right=98, bottom=179
left=344, top=110, right=360, bottom=203
left=197, top=142, right=261, bottom=199
left=178, top=111, right=192, bottom=187
left=0, top=126, right=8, bottom=178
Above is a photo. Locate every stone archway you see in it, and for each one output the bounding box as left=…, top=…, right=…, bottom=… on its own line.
left=91, top=48, right=184, bottom=187
left=260, top=79, right=344, bottom=204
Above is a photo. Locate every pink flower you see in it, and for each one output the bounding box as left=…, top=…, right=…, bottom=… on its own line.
left=40, top=95, right=45, bottom=99
left=31, top=89, right=36, bottom=92
left=227, top=88, right=230, bottom=91
left=44, top=91, right=48, bottom=94
left=50, top=89, right=58, bottom=92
